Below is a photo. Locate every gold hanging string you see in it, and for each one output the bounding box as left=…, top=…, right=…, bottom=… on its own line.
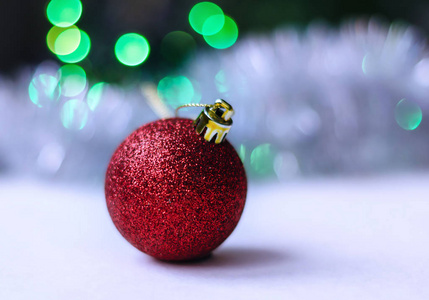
left=175, top=103, right=214, bottom=117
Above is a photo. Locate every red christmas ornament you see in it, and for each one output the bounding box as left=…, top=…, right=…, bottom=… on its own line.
left=105, top=100, right=247, bottom=261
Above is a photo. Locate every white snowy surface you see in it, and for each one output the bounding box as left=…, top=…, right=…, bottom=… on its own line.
left=1, top=174, right=429, bottom=300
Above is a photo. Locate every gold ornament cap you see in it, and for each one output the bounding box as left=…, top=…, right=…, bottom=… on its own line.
left=194, top=99, right=234, bottom=144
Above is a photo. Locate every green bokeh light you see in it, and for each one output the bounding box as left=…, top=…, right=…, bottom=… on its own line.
left=57, top=30, right=91, bottom=63
left=47, top=25, right=81, bottom=55
left=189, top=2, right=224, bottom=35
left=250, top=144, right=276, bottom=176
left=215, top=69, right=229, bottom=93
left=54, top=28, right=80, bottom=55
left=58, top=64, right=87, bottom=97
left=61, top=99, right=89, bottom=130
left=203, top=16, right=238, bottom=49
left=395, top=99, right=422, bottom=130
left=239, top=144, right=246, bottom=163
left=190, top=79, right=202, bottom=103
left=87, top=82, right=106, bottom=111
left=115, top=33, right=150, bottom=66
left=157, top=76, right=195, bottom=107
left=362, top=54, right=375, bottom=75
left=202, top=14, right=225, bottom=35
left=47, top=0, right=82, bottom=27
left=28, top=74, right=60, bottom=107
left=161, top=31, right=196, bottom=64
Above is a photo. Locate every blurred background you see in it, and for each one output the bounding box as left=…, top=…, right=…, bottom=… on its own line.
left=1, top=0, right=429, bottom=184
left=2, top=2, right=429, bottom=299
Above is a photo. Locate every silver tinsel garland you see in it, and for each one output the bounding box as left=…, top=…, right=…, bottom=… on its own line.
left=0, top=18, right=428, bottom=183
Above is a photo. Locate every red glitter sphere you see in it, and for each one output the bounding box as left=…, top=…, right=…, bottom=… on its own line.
left=105, top=118, right=247, bottom=261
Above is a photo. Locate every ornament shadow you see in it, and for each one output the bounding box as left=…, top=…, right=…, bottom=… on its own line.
left=147, top=246, right=292, bottom=279
left=204, top=247, right=288, bottom=267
